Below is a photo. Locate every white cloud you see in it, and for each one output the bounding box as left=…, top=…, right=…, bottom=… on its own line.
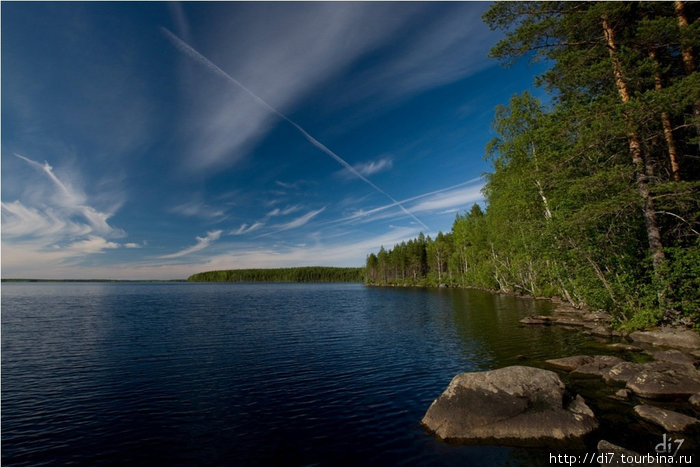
left=172, top=3, right=492, bottom=173
left=11, top=154, right=123, bottom=237
left=337, top=157, right=393, bottom=179
left=170, top=200, right=226, bottom=219
left=409, top=185, right=484, bottom=213
left=334, top=178, right=485, bottom=226
left=355, top=157, right=393, bottom=176
left=276, top=207, right=326, bottom=231
left=159, top=230, right=223, bottom=259
left=65, top=236, right=120, bottom=255
left=1, top=154, right=128, bottom=278
left=339, top=3, right=496, bottom=107
left=125, top=243, right=142, bottom=248
left=231, top=222, right=264, bottom=236
left=266, top=205, right=301, bottom=217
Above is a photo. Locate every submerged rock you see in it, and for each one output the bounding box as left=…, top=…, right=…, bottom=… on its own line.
left=545, top=355, right=595, bottom=371
left=519, top=315, right=552, bottom=325
left=607, top=343, right=642, bottom=352
left=421, top=366, right=597, bottom=446
left=571, top=355, right=625, bottom=378
left=633, top=405, right=700, bottom=432
left=584, top=324, right=613, bottom=337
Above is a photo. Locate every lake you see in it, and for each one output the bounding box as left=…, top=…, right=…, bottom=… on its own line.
left=2, top=282, right=601, bottom=466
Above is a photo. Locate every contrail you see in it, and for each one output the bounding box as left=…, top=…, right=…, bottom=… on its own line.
left=161, top=27, right=430, bottom=231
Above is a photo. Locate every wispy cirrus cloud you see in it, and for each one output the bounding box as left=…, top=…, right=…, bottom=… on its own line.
left=159, top=230, right=223, bottom=259
left=170, top=200, right=226, bottom=220
left=337, top=157, right=393, bottom=180
left=168, top=3, right=494, bottom=174
left=164, top=27, right=429, bottom=231
left=1, top=154, right=133, bottom=277
left=355, top=157, right=393, bottom=176
left=335, top=178, right=485, bottom=226
left=171, top=224, right=421, bottom=274
left=2, top=155, right=125, bottom=248
left=276, top=207, right=326, bottom=231
left=409, top=184, right=484, bottom=213
left=267, top=205, right=301, bottom=217
left=231, top=222, right=264, bottom=236
left=168, top=3, right=415, bottom=173
left=11, top=154, right=123, bottom=237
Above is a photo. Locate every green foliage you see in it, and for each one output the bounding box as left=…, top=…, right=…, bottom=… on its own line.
left=188, top=267, right=364, bottom=283
left=366, top=2, right=700, bottom=329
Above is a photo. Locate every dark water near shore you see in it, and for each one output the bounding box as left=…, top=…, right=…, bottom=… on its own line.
left=3, top=282, right=612, bottom=466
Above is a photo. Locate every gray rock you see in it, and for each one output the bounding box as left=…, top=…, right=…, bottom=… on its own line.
left=633, top=404, right=700, bottom=431
left=520, top=315, right=552, bottom=325
left=626, top=361, right=700, bottom=399
left=603, top=362, right=645, bottom=384
left=421, top=366, right=597, bottom=445
left=572, top=355, right=626, bottom=378
left=545, top=355, right=594, bottom=371
left=650, top=350, right=696, bottom=366
left=613, top=388, right=631, bottom=400
left=629, top=328, right=700, bottom=350
left=584, top=311, right=613, bottom=323
left=551, top=315, right=588, bottom=327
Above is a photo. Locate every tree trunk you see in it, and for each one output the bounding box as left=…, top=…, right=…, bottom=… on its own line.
left=602, top=16, right=666, bottom=273
left=675, top=1, right=697, bottom=74
left=531, top=143, right=553, bottom=219
left=674, top=1, right=700, bottom=148
left=649, top=50, right=682, bottom=181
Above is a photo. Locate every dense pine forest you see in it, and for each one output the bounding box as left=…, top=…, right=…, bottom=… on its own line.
left=366, top=2, right=700, bottom=330
left=188, top=267, right=364, bottom=283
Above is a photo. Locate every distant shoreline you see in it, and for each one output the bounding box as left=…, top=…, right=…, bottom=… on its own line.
left=188, top=266, right=364, bottom=283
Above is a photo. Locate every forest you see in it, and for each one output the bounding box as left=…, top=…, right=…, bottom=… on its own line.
left=188, top=267, right=364, bottom=283
left=365, top=2, right=699, bottom=330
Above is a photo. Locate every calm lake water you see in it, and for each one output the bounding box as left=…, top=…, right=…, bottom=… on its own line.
left=3, top=282, right=606, bottom=466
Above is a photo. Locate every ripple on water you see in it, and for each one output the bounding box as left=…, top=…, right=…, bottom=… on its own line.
left=3, top=282, right=596, bottom=466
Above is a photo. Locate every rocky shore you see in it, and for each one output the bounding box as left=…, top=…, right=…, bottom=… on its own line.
left=422, top=304, right=700, bottom=461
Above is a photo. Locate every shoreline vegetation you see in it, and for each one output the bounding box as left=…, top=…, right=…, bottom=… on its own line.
left=187, top=266, right=364, bottom=283
left=367, top=2, right=700, bottom=331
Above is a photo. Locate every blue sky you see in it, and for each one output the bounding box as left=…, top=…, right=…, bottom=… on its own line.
left=2, top=2, right=545, bottom=279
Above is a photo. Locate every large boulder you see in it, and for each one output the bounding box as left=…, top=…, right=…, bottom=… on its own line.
left=421, top=366, right=597, bottom=446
